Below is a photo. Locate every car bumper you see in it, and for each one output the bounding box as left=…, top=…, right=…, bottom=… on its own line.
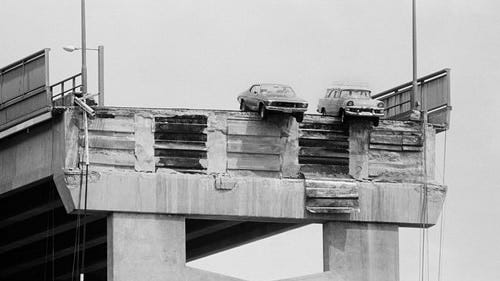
left=265, top=106, right=308, bottom=113
left=345, top=107, right=384, bottom=117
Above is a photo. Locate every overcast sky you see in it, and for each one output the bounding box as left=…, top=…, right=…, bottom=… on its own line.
left=1, top=0, right=499, bottom=280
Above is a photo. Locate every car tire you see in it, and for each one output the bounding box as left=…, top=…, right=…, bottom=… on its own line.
left=321, top=108, right=326, bottom=116
left=259, top=104, right=267, bottom=120
left=373, top=118, right=379, bottom=127
left=295, top=113, right=304, bottom=123
left=240, top=100, right=246, bottom=111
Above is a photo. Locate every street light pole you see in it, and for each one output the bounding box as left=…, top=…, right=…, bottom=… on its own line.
left=98, top=45, right=104, bottom=106
left=81, top=0, right=88, bottom=97
left=412, top=0, right=417, bottom=111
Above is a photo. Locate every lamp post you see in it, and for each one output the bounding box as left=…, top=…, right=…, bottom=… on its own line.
left=63, top=45, right=105, bottom=106
left=412, top=0, right=417, bottom=112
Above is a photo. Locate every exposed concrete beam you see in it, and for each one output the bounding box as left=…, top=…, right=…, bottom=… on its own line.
left=0, top=200, right=63, bottom=229
left=54, top=260, right=107, bottom=281
left=59, top=170, right=446, bottom=227
left=274, top=272, right=346, bottom=281
left=184, top=267, right=247, bottom=281
left=0, top=215, right=102, bottom=254
left=186, top=220, right=243, bottom=241
left=0, top=235, right=106, bottom=277
left=187, top=222, right=304, bottom=262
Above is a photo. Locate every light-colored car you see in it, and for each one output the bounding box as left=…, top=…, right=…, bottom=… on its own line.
left=317, top=87, right=384, bottom=126
left=237, top=84, right=308, bottom=122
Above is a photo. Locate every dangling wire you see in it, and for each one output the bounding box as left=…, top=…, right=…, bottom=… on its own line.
left=80, top=162, right=89, bottom=279
left=72, top=110, right=90, bottom=281
left=71, top=160, right=84, bottom=281
left=437, top=130, right=448, bottom=281
left=79, top=110, right=90, bottom=281
left=48, top=185, right=56, bottom=281
left=43, top=189, right=51, bottom=281
left=419, top=76, right=430, bottom=281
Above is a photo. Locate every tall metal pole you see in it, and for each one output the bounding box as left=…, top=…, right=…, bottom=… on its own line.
left=412, top=0, right=417, bottom=111
left=98, top=45, right=104, bottom=106
left=80, top=3, right=88, bottom=281
left=81, top=0, right=88, bottom=97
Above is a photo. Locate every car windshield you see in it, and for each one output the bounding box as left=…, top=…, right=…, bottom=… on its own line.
left=260, top=85, right=296, bottom=97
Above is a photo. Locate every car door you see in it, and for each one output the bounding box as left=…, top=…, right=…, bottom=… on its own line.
left=318, top=90, right=331, bottom=113
left=247, top=85, right=260, bottom=110
left=325, top=90, right=339, bottom=114
left=335, top=90, right=350, bottom=115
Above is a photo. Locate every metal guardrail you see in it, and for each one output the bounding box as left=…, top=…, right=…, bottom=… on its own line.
left=373, top=69, right=451, bottom=131
left=0, top=49, right=51, bottom=132
left=51, top=73, right=82, bottom=106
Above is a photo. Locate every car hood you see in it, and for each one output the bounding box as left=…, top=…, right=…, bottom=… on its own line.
left=264, top=95, right=307, bottom=103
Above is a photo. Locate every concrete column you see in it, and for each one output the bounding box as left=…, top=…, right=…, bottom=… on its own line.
left=323, top=222, right=399, bottom=281
left=349, top=121, right=371, bottom=180
left=107, top=213, right=186, bottom=281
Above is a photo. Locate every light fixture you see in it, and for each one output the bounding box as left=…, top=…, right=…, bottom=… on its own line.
left=62, top=45, right=105, bottom=106
left=63, top=45, right=78, bottom=52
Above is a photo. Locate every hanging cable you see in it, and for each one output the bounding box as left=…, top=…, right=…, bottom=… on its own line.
left=80, top=162, right=89, bottom=280
left=419, top=65, right=430, bottom=281
left=43, top=191, right=51, bottom=281
left=79, top=110, right=90, bottom=281
left=71, top=109, right=90, bottom=281
left=437, top=130, right=448, bottom=281
left=71, top=159, right=84, bottom=281
left=51, top=186, right=56, bottom=281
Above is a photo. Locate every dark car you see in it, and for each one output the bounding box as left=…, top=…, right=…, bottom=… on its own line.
left=237, top=84, right=308, bottom=122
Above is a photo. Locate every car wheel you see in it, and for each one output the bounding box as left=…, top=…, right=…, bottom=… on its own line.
left=240, top=100, right=246, bottom=111
left=321, top=108, right=326, bottom=116
left=373, top=118, right=379, bottom=127
left=259, top=104, right=267, bottom=120
left=295, top=113, right=304, bottom=123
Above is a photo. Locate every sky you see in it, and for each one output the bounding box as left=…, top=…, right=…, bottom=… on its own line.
left=1, top=0, right=500, bottom=280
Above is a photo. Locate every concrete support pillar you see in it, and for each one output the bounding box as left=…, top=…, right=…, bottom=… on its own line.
left=349, top=121, right=371, bottom=180
left=107, top=213, right=186, bottom=281
left=323, top=222, right=399, bottom=281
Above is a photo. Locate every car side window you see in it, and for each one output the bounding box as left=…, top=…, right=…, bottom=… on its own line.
left=341, top=90, right=350, bottom=97
left=334, top=90, right=340, bottom=98
left=250, top=85, right=260, bottom=94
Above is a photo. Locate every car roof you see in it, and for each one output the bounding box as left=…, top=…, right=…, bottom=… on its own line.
left=253, top=83, right=292, bottom=88
left=327, top=86, right=371, bottom=92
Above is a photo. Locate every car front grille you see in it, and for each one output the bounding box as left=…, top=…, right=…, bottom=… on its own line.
left=271, top=102, right=305, bottom=108
left=348, top=107, right=384, bottom=113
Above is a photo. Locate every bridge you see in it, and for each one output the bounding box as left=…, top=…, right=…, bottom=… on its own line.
left=0, top=50, right=450, bottom=281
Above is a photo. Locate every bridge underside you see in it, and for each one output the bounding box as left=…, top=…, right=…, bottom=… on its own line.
left=0, top=178, right=303, bottom=281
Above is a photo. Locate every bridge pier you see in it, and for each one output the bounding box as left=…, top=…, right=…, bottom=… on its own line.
left=323, top=222, right=399, bottom=281
left=107, top=213, right=186, bottom=281
left=107, top=213, right=246, bottom=281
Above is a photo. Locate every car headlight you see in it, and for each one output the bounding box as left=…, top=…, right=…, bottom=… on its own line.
left=263, top=101, right=271, bottom=105
left=299, top=103, right=308, bottom=108
left=346, top=101, right=354, bottom=106
left=377, top=102, right=384, bottom=108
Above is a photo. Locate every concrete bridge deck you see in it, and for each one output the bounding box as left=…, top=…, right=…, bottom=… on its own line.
left=0, top=106, right=446, bottom=281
